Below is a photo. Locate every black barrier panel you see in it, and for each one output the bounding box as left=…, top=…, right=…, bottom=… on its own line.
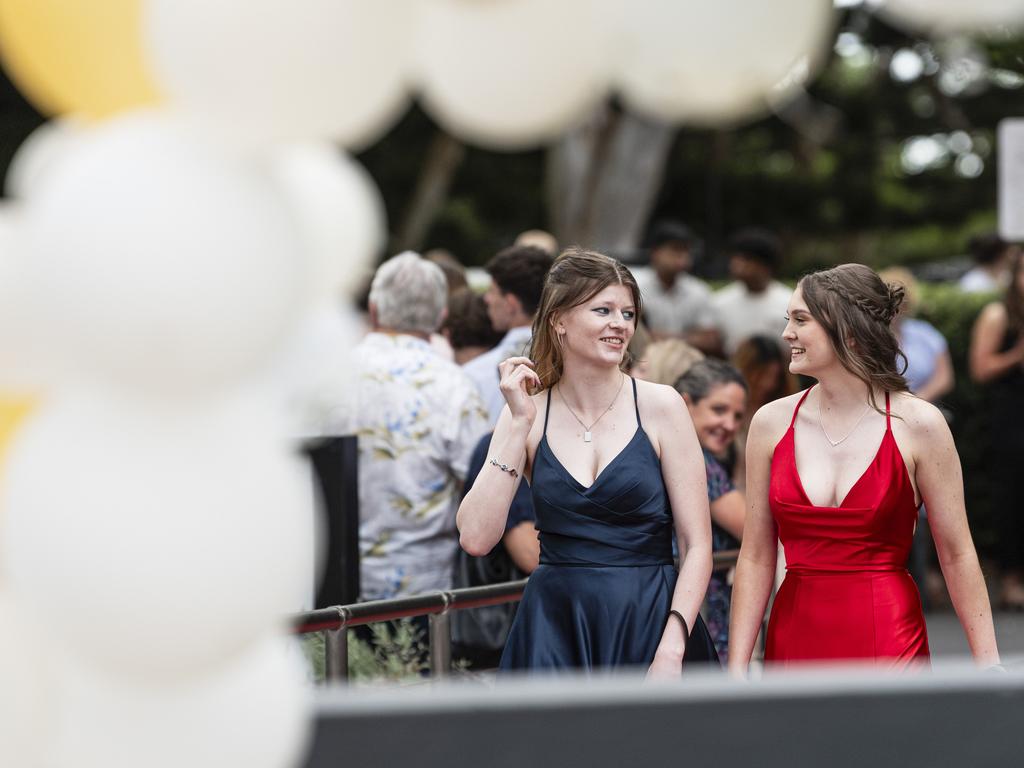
left=303, top=435, right=359, bottom=609
left=303, top=667, right=1024, bottom=768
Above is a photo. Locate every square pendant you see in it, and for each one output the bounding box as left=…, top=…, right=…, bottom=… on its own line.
left=584, top=431, right=592, bottom=442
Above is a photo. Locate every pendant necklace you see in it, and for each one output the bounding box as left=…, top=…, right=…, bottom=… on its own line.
left=817, top=394, right=871, bottom=447
left=559, top=374, right=625, bottom=442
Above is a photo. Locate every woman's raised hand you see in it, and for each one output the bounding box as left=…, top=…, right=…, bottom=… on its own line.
left=498, top=356, right=541, bottom=425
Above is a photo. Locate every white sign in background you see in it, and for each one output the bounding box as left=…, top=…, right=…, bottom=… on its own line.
left=998, top=118, right=1024, bottom=240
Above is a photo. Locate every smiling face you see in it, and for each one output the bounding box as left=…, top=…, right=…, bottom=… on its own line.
left=684, top=382, right=747, bottom=454
left=783, top=284, right=836, bottom=376
left=556, top=283, right=637, bottom=367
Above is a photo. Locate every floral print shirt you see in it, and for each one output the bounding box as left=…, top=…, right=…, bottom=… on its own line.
left=338, top=333, right=490, bottom=600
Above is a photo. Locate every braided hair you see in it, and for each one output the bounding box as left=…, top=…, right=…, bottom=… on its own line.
left=799, top=263, right=909, bottom=413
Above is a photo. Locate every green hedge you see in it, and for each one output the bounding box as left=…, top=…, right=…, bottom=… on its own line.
left=916, top=284, right=1001, bottom=554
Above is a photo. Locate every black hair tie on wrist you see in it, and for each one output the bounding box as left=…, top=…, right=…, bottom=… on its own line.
left=669, top=609, right=690, bottom=639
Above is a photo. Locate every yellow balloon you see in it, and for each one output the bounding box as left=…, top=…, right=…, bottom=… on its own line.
left=0, top=396, right=33, bottom=467
left=0, top=0, right=160, bottom=119
left=0, top=396, right=34, bottom=566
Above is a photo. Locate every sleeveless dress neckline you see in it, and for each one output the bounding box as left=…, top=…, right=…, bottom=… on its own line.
left=538, top=375, right=653, bottom=491
left=540, top=427, right=646, bottom=492
left=782, top=386, right=914, bottom=510
left=765, top=385, right=929, bottom=667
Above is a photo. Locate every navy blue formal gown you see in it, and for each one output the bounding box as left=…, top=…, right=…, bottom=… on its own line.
left=499, top=378, right=718, bottom=672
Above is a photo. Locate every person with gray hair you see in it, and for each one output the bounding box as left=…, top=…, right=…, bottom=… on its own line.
left=368, top=251, right=449, bottom=334
left=340, top=252, right=490, bottom=614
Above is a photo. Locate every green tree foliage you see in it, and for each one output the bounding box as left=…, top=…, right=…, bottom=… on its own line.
left=358, top=7, right=1024, bottom=272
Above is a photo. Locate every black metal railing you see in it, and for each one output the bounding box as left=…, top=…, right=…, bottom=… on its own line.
left=293, top=549, right=741, bottom=682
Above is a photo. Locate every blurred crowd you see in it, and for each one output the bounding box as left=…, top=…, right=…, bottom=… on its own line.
left=323, top=220, right=1024, bottom=663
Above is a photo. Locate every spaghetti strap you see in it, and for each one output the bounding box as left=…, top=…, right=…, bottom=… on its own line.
left=542, top=388, right=552, bottom=435
left=789, top=386, right=814, bottom=429
left=885, top=391, right=891, bottom=430
left=631, top=376, right=641, bottom=427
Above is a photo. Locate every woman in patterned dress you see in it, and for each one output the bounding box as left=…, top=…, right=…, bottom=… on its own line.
left=675, top=359, right=748, bottom=662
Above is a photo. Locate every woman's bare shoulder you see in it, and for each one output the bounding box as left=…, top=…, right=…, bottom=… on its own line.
left=633, top=377, right=681, bottom=407
left=889, top=391, right=949, bottom=437
left=530, top=387, right=550, bottom=405
left=748, top=390, right=805, bottom=449
left=976, top=301, right=1008, bottom=330
left=755, top=390, right=805, bottom=426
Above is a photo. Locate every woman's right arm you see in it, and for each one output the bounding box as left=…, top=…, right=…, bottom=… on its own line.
left=969, top=303, right=1024, bottom=383
left=710, top=490, right=744, bottom=541
left=726, top=406, right=780, bottom=677
left=457, top=357, right=540, bottom=556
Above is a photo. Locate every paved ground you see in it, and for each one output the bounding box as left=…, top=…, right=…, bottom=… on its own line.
left=926, top=610, right=1024, bottom=663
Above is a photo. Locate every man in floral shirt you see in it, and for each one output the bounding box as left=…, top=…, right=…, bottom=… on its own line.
left=340, top=252, right=490, bottom=601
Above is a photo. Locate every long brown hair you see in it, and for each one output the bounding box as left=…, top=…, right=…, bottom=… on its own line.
left=529, top=247, right=642, bottom=390
left=799, top=263, right=908, bottom=412
left=1005, top=248, right=1024, bottom=333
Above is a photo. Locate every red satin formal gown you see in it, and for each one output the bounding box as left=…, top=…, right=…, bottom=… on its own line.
left=766, top=387, right=930, bottom=667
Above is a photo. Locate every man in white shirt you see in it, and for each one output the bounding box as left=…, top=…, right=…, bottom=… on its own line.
left=340, top=253, right=490, bottom=601
left=959, top=233, right=1014, bottom=293
left=711, top=229, right=792, bottom=355
left=463, top=245, right=554, bottom=424
left=632, top=220, right=719, bottom=352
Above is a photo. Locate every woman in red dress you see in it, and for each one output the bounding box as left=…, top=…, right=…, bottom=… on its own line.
left=728, top=264, right=1000, bottom=671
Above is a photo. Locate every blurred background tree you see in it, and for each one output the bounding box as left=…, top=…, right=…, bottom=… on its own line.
left=2, top=4, right=1022, bottom=276
left=355, top=4, right=1024, bottom=274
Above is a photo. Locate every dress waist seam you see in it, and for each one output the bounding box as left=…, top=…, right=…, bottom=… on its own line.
left=538, top=560, right=673, bottom=568
left=785, top=566, right=910, bottom=576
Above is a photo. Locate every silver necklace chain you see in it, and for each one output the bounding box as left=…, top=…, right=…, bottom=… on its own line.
left=817, top=395, right=871, bottom=447
left=558, top=374, right=625, bottom=443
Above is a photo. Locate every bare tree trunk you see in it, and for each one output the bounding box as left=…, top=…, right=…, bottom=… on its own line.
left=547, top=105, right=676, bottom=258
left=393, top=131, right=466, bottom=253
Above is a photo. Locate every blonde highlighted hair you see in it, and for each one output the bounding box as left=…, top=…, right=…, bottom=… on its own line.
left=640, top=339, right=705, bottom=387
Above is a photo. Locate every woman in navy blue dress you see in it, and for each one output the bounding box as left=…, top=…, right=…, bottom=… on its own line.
left=458, top=248, right=715, bottom=676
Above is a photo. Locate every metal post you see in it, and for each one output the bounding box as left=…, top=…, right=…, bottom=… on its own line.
left=324, top=627, right=349, bottom=683
left=429, top=612, right=451, bottom=678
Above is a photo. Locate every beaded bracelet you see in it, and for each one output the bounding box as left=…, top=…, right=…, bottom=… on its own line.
left=489, top=458, right=518, bottom=479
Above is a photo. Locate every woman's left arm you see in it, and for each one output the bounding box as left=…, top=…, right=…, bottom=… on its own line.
left=711, top=490, right=745, bottom=542
left=916, top=348, right=954, bottom=404
left=912, top=403, right=1000, bottom=666
left=646, top=385, right=713, bottom=679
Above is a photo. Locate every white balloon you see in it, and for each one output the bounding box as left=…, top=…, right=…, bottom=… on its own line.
left=269, top=143, right=386, bottom=303
left=879, top=0, right=1024, bottom=35
left=50, top=635, right=312, bottom=768
left=4, top=118, right=89, bottom=200
left=0, top=589, right=53, bottom=767
left=20, top=111, right=310, bottom=398
left=0, top=204, right=51, bottom=393
left=145, top=0, right=413, bottom=148
left=270, top=301, right=366, bottom=439
left=1, top=390, right=313, bottom=681
left=414, top=0, right=612, bottom=149
left=615, top=0, right=836, bottom=125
